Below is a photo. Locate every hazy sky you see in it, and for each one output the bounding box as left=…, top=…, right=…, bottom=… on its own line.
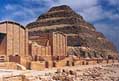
left=0, top=0, right=119, bottom=51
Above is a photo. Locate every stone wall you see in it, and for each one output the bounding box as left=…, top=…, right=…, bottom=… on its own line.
left=52, top=32, right=67, bottom=60
left=30, top=42, right=52, bottom=61
left=30, top=61, right=46, bottom=70
left=29, top=32, right=67, bottom=61
left=0, top=21, right=28, bottom=66
left=0, top=62, right=17, bottom=69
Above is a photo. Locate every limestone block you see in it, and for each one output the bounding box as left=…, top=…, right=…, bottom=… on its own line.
left=31, top=61, right=45, bottom=70
left=0, top=62, right=17, bottom=69
left=0, top=23, right=6, bottom=33
left=88, top=61, right=97, bottom=65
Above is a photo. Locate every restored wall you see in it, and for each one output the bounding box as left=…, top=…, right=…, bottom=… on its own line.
left=31, top=61, right=45, bottom=70
left=29, top=32, right=67, bottom=61
left=52, top=32, right=67, bottom=60
left=30, top=42, right=52, bottom=61
left=0, top=21, right=28, bottom=64
left=0, top=62, right=17, bottom=69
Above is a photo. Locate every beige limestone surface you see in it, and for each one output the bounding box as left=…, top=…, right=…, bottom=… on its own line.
left=0, top=63, right=119, bottom=81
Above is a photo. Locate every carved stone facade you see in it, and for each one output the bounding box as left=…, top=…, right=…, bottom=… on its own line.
left=29, top=32, right=67, bottom=61
left=0, top=21, right=28, bottom=66
left=0, top=21, right=68, bottom=70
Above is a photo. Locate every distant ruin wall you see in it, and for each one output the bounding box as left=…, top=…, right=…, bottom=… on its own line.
left=30, top=43, right=52, bottom=61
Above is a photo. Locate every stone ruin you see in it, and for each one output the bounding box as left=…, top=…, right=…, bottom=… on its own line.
left=0, top=5, right=118, bottom=70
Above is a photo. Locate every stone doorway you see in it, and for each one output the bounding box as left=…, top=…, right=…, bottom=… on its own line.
left=72, top=61, right=75, bottom=66
left=0, top=33, right=6, bottom=55
left=66, top=61, right=70, bottom=66
left=53, top=61, right=56, bottom=67
left=9, top=55, right=21, bottom=64
left=45, top=61, right=49, bottom=68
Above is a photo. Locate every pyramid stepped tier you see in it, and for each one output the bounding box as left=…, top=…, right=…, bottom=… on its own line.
left=27, top=5, right=84, bottom=29
left=27, top=17, right=81, bottom=28
left=26, top=5, right=118, bottom=59
left=37, top=5, right=83, bottom=20
left=48, top=5, right=74, bottom=12
left=37, top=10, right=82, bottom=20
left=27, top=21, right=96, bottom=34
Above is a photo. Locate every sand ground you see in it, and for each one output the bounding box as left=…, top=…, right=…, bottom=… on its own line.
left=0, top=63, right=119, bottom=81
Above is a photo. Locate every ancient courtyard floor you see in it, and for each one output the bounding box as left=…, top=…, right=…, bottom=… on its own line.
left=0, top=63, right=119, bottom=81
